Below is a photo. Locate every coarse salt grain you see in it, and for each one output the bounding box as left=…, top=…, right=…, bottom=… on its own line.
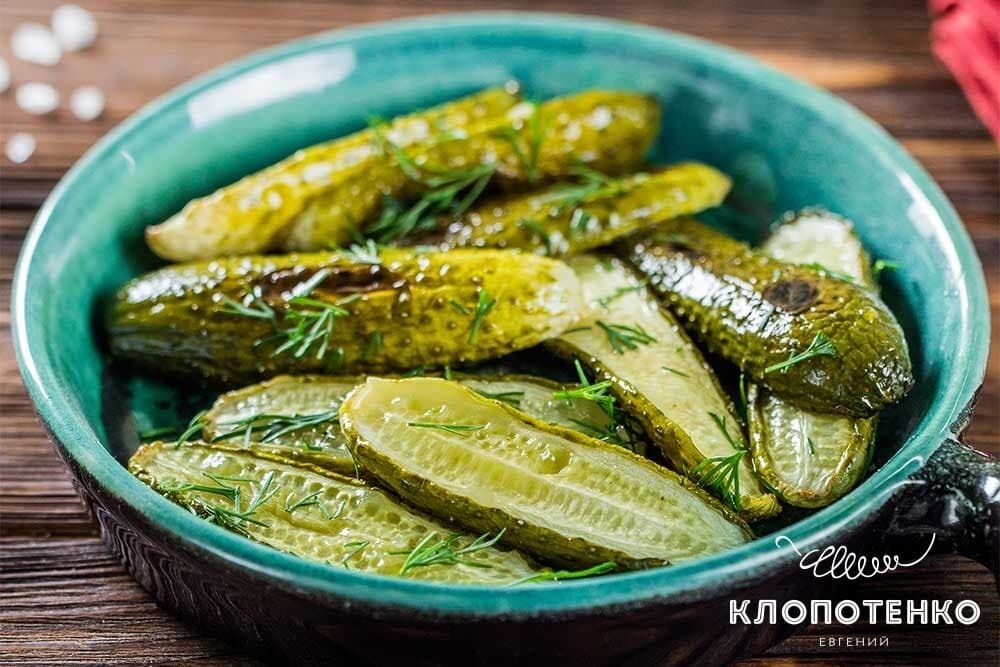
left=70, top=85, right=105, bottom=121
left=0, top=58, right=9, bottom=94
left=52, top=5, right=98, bottom=52
left=11, top=23, right=62, bottom=67
left=16, top=82, right=60, bottom=115
left=6, top=132, right=37, bottom=164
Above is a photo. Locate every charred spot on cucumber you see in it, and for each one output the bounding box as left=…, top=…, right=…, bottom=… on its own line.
left=129, top=440, right=540, bottom=583
left=623, top=217, right=912, bottom=417
left=546, top=255, right=780, bottom=520
left=109, top=248, right=583, bottom=384
left=339, top=378, right=752, bottom=569
left=746, top=210, right=879, bottom=507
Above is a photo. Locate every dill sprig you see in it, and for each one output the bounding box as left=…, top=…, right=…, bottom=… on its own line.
left=394, top=530, right=505, bottom=575
left=660, top=365, right=689, bottom=378
left=691, top=412, right=748, bottom=511
left=174, top=410, right=208, bottom=448
left=597, top=281, right=647, bottom=309
left=872, top=258, right=899, bottom=279
left=508, top=561, right=616, bottom=585
left=214, top=410, right=339, bottom=446
left=467, top=290, right=497, bottom=344
left=160, top=473, right=240, bottom=502
left=518, top=218, right=554, bottom=255
left=341, top=540, right=370, bottom=568
left=806, top=436, right=817, bottom=455
left=561, top=360, right=631, bottom=449
left=476, top=390, right=525, bottom=407
left=219, top=295, right=275, bottom=320
left=764, top=332, right=837, bottom=375
left=407, top=422, right=485, bottom=435
left=803, top=262, right=855, bottom=283
left=596, top=321, right=657, bottom=354
left=362, top=330, right=382, bottom=361
left=543, top=164, right=625, bottom=215
left=364, top=120, right=496, bottom=242
left=335, top=239, right=381, bottom=265
left=284, top=489, right=323, bottom=514
left=191, top=471, right=280, bottom=535
left=493, top=102, right=546, bottom=182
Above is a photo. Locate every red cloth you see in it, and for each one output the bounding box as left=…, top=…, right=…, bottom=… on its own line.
left=929, top=0, right=1000, bottom=141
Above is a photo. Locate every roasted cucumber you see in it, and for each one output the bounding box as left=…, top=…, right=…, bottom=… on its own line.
left=203, top=373, right=622, bottom=476
left=623, top=218, right=913, bottom=417
left=109, top=248, right=583, bottom=384
left=339, top=378, right=752, bottom=569
left=148, top=89, right=660, bottom=260
left=747, top=211, right=878, bottom=507
left=546, top=255, right=779, bottom=519
left=146, top=87, right=522, bottom=262
left=130, top=441, right=541, bottom=583
left=436, top=163, right=730, bottom=257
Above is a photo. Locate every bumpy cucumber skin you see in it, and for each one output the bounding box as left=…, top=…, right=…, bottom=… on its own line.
left=108, top=248, right=582, bottom=385
left=202, top=373, right=617, bottom=477
left=747, top=210, right=879, bottom=507
left=545, top=255, right=780, bottom=521
left=287, top=90, right=661, bottom=251
left=129, top=440, right=541, bottom=584
left=146, top=87, right=522, bottom=261
left=623, top=218, right=913, bottom=417
left=339, top=378, right=752, bottom=570
left=439, top=163, right=730, bottom=257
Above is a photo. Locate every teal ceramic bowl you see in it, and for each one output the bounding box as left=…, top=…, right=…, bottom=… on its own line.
left=12, top=13, right=996, bottom=665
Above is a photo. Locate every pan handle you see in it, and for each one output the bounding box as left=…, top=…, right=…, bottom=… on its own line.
left=886, top=437, right=999, bottom=581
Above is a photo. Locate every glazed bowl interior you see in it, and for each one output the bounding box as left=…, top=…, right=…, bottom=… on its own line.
left=12, top=14, right=989, bottom=615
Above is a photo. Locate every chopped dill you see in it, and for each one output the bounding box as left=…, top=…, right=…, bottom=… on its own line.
left=449, top=299, right=471, bottom=315
left=596, top=321, right=656, bottom=353
left=219, top=295, right=275, bottom=321
left=362, top=330, right=383, bottom=361
left=393, top=530, right=505, bottom=575
left=518, top=218, right=553, bottom=256
left=806, top=436, right=816, bottom=455
left=764, top=332, right=837, bottom=375
left=175, top=410, right=208, bottom=448
left=508, top=561, right=616, bottom=585
left=692, top=412, right=747, bottom=511
left=597, top=281, right=647, bottom=309
left=214, top=410, right=339, bottom=445
left=802, top=262, right=855, bottom=283
left=467, top=290, right=497, bottom=344
left=335, top=239, right=381, bottom=265
left=872, top=258, right=899, bottom=279
left=407, top=421, right=484, bottom=435
left=341, top=540, right=370, bottom=568
left=660, top=365, right=689, bottom=378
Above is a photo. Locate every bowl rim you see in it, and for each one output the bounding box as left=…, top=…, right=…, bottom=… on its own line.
left=11, top=11, right=991, bottom=618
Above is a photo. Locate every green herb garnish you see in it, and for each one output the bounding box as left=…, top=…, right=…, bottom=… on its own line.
left=806, top=436, right=816, bottom=455
left=362, top=330, right=382, bottom=361
left=394, top=530, right=505, bottom=575
left=509, top=561, right=616, bottom=585
left=518, top=218, right=554, bottom=256
left=219, top=295, right=275, bottom=320
left=175, top=410, right=208, bottom=448
left=872, top=259, right=899, bottom=279
left=476, top=390, right=525, bottom=407
left=335, top=239, right=381, bottom=265
left=691, top=413, right=747, bottom=511
left=214, top=410, right=339, bottom=445
left=596, top=321, right=656, bottom=353
left=597, top=281, right=647, bottom=309
left=660, top=365, right=689, bottom=378
left=467, top=290, right=497, bottom=344
left=407, top=421, right=485, bottom=435
left=803, top=262, right=855, bottom=283
left=341, top=540, right=370, bottom=568
left=764, top=332, right=837, bottom=375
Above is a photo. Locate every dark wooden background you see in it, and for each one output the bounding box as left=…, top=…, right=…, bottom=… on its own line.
left=1, top=1, right=997, bottom=664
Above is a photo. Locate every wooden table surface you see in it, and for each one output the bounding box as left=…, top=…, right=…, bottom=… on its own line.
left=1, top=1, right=997, bottom=664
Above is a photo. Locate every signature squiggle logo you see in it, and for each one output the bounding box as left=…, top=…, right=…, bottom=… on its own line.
left=774, top=534, right=936, bottom=580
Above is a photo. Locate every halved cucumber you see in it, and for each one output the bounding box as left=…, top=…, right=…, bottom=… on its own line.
left=130, top=440, right=541, bottom=584
left=747, top=210, right=878, bottom=507
left=203, top=373, right=620, bottom=477
left=546, top=255, right=780, bottom=520
left=339, top=377, right=752, bottom=569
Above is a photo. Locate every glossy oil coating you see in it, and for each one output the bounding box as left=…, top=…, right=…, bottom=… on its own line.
left=109, top=247, right=583, bottom=384
left=624, top=218, right=913, bottom=417
left=340, top=377, right=751, bottom=569
left=130, top=441, right=541, bottom=584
